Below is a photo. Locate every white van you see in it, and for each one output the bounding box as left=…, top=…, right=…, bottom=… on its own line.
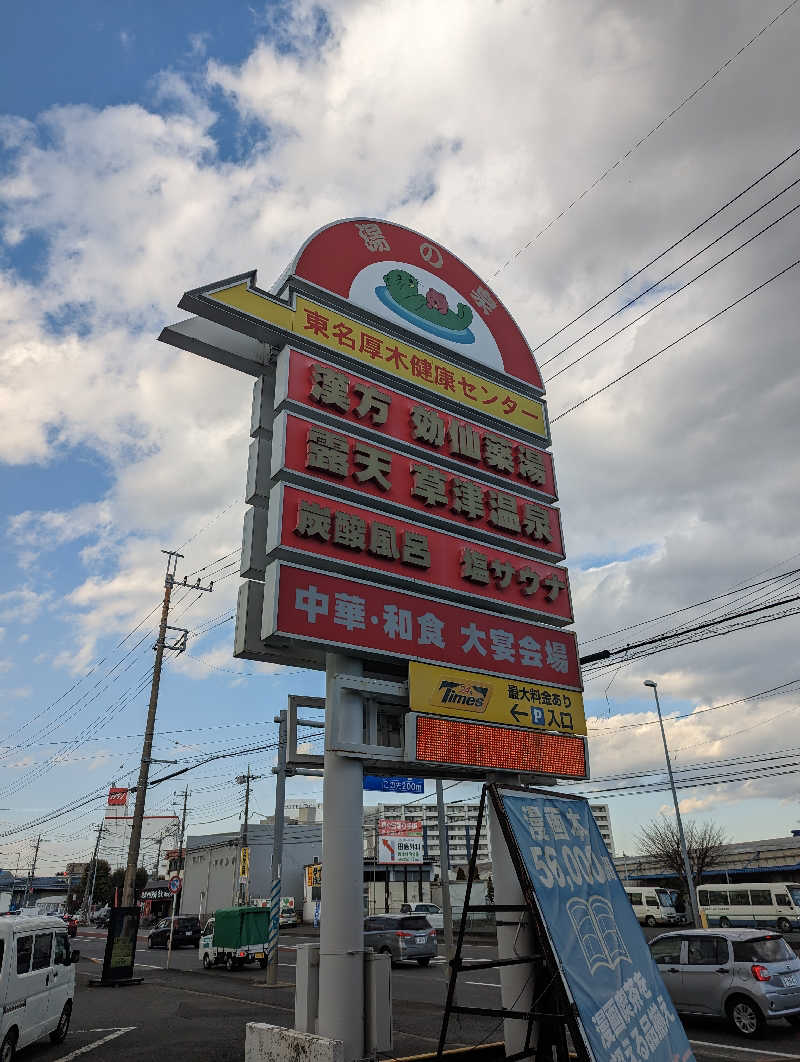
left=697, top=882, right=800, bottom=932
left=623, top=885, right=680, bottom=926
left=0, top=915, right=78, bottom=1060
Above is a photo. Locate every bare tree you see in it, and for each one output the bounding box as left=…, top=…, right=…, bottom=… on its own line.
left=636, top=816, right=728, bottom=888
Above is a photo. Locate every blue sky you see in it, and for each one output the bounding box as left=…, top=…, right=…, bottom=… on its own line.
left=2, top=0, right=800, bottom=878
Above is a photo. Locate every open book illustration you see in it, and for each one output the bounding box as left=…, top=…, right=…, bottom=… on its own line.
left=566, top=894, right=631, bottom=974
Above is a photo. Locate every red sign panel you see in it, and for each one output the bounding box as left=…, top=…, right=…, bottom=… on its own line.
left=107, top=787, right=128, bottom=807
left=378, top=819, right=422, bottom=836
left=277, top=411, right=564, bottom=561
left=265, top=563, right=582, bottom=689
left=271, top=483, right=573, bottom=624
left=280, top=348, right=556, bottom=500
left=412, top=715, right=587, bottom=779
left=290, top=218, right=543, bottom=389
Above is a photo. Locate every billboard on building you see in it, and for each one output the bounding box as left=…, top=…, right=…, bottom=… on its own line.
left=377, top=819, right=423, bottom=865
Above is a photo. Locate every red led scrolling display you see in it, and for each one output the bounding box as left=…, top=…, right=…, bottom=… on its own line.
left=282, top=349, right=556, bottom=498
left=414, top=716, right=587, bottom=778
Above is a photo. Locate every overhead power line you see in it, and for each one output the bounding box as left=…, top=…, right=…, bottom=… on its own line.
left=583, top=591, right=800, bottom=671
left=581, top=565, right=800, bottom=647
left=492, top=0, right=800, bottom=280
left=535, top=145, right=800, bottom=356
left=544, top=186, right=800, bottom=380
left=587, top=676, right=800, bottom=736
left=552, top=255, right=800, bottom=421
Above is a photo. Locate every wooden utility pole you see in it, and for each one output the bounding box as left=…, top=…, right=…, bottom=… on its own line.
left=166, top=786, right=189, bottom=967
left=25, top=834, right=42, bottom=907
left=78, top=822, right=104, bottom=923
left=236, top=767, right=261, bottom=905
left=122, top=552, right=212, bottom=908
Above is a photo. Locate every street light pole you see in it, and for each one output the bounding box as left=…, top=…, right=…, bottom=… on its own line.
left=644, top=680, right=700, bottom=926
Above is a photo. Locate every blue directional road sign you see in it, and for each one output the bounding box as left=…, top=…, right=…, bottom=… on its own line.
left=363, top=775, right=424, bottom=794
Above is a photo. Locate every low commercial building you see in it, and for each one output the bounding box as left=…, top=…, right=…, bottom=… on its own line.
left=616, top=833, right=800, bottom=885
left=182, top=822, right=322, bottom=921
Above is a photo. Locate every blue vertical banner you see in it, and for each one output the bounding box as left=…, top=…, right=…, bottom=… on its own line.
left=498, top=789, right=695, bottom=1062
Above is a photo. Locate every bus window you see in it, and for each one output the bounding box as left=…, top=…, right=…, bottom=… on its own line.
left=775, top=892, right=792, bottom=908
left=730, top=891, right=750, bottom=906
left=646, top=897, right=658, bottom=908
left=628, top=892, right=642, bottom=906
left=708, top=890, right=728, bottom=905
left=698, top=889, right=709, bottom=905
left=655, top=888, right=673, bottom=908
left=750, top=890, right=771, bottom=906
left=788, top=887, right=800, bottom=908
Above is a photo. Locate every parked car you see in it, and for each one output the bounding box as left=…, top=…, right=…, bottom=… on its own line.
left=0, top=915, right=79, bottom=1058
left=399, top=903, right=444, bottom=931
left=147, top=916, right=202, bottom=949
left=364, top=914, right=437, bottom=966
left=90, top=907, right=110, bottom=927
left=61, top=915, right=78, bottom=938
left=650, top=928, right=800, bottom=1037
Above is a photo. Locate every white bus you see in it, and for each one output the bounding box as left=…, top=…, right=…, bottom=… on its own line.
left=622, top=884, right=680, bottom=926
left=697, top=882, right=800, bottom=932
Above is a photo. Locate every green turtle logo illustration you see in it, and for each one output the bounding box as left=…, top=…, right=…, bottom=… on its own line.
left=376, top=268, right=475, bottom=344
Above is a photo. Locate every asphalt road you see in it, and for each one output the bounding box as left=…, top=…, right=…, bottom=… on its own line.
left=17, top=927, right=800, bottom=1062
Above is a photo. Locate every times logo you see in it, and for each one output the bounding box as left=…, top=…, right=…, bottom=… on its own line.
left=434, top=680, right=490, bottom=713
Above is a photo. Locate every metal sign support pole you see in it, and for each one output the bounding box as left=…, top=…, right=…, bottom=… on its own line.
left=317, top=653, right=365, bottom=1062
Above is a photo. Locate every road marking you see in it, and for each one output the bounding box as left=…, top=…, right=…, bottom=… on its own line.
left=690, top=1042, right=800, bottom=1059
left=54, top=1027, right=135, bottom=1062
left=147, top=981, right=295, bottom=1013
left=134, top=963, right=164, bottom=969
left=464, top=980, right=501, bottom=988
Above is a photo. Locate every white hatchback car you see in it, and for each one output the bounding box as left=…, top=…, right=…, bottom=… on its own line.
left=0, top=915, right=79, bottom=1060
left=651, top=928, right=800, bottom=1037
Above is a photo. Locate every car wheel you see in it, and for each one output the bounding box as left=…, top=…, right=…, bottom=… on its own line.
left=259, top=958, right=268, bottom=969
left=645, top=916, right=656, bottom=927
left=202, top=953, right=211, bottom=969
left=778, top=917, right=791, bottom=933
left=786, top=1014, right=800, bottom=1028
left=147, top=938, right=154, bottom=949
left=226, top=956, right=235, bottom=971
left=417, top=957, right=431, bottom=967
left=0, top=1030, right=16, bottom=1062
left=50, top=1002, right=72, bottom=1044
left=727, top=996, right=765, bottom=1038
left=719, top=917, right=731, bottom=928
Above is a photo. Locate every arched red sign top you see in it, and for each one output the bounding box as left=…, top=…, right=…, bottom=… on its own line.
left=290, top=218, right=543, bottom=391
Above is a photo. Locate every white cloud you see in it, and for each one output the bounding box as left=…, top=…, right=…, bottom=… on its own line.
left=0, top=588, right=49, bottom=625
left=0, top=0, right=798, bottom=843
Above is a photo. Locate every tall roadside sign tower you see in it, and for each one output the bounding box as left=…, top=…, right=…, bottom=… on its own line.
left=159, top=219, right=585, bottom=1060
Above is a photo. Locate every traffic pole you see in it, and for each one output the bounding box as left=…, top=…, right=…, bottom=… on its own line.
left=267, top=709, right=287, bottom=985
left=436, top=779, right=455, bottom=960
left=317, top=653, right=364, bottom=1062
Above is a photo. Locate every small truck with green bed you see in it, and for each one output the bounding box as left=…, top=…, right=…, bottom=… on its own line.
left=199, top=906, right=271, bottom=970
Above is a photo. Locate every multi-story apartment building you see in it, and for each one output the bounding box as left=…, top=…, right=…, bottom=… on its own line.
left=363, top=800, right=616, bottom=868
left=590, top=803, right=615, bottom=856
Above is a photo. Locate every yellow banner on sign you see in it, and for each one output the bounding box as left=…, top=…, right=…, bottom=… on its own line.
left=239, top=846, right=250, bottom=878
left=408, top=663, right=586, bottom=736
left=305, top=864, right=322, bottom=887
left=209, top=284, right=546, bottom=437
